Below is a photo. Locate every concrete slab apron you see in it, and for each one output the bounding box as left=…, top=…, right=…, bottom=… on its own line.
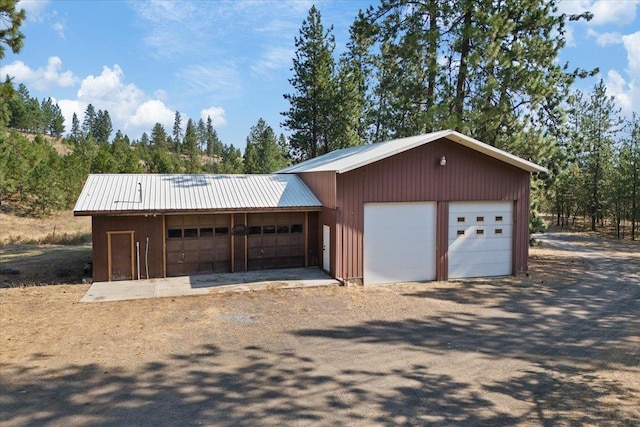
left=80, top=267, right=339, bottom=303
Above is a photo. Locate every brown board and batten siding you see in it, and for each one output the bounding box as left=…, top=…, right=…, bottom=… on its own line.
left=92, top=216, right=164, bottom=282
left=335, top=137, right=530, bottom=282
left=297, top=171, right=339, bottom=275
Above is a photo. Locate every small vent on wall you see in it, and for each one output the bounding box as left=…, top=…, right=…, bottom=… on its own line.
left=457, top=230, right=465, bottom=236
left=495, top=216, right=503, bottom=221
left=476, top=229, right=484, bottom=235
left=457, top=217, right=465, bottom=223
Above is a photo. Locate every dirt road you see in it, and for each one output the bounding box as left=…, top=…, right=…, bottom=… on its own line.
left=1, top=232, right=638, bottom=426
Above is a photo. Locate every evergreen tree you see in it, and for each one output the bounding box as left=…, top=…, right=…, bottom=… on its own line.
left=50, top=102, right=65, bottom=137
left=196, top=118, right=207, bottom=152
left=150, top=122, right=168, bottom=150
left=243, top=118, right=288, bottom=174
left=282, top=5, right=337, bottom=161
left=0, top=0, right=25, bottom=59
left=0, top=75, right=16, bottom=128
left=82, top=104, right=96, bottom=139
left=93, top=109, right=112, bottom=143
left=183, top=118, right=200, bottom=173
left=581, top=81, right=623, bottom=231
left=172, top=111, right=183, bottom=153
left=139, top=132, right=150, bottom=147
left=70, top=113, right=81, bottom=141
left=215, top=144, right=243, bottom=174
left=111, top=130, right=140, bottom=173
left=206, top=116, right=223, bottom=158
left=351, top=0, right=594, bottom=151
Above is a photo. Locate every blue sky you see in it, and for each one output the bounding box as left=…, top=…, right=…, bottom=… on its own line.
left=2, top=0, right=639, bottom=150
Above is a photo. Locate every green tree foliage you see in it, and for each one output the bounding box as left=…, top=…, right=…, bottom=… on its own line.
left=172, top=111, right=183, bottom=153
left=183, top=118, right=200, bottom=173
left=215, top=144, right=243, bottom=174
left=282, top=6, right=338, bottom=161
left=350, top=0, right=593, bottom=152
left=243, top=118, right=288, bottom=174
left=82, top=104, right=96, bottom=139
left=93, top=109, right=113, bottom=143
left=206, top=116, right=223, bottom=158
left=0, top=0, right=25, bottom=59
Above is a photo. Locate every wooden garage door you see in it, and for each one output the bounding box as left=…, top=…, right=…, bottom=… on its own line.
left=364, top=202, right=437, bottom=285
left=166, top=214, right=231, bottom=277
left=247, top=213, right=305, bottom=270
left=448, top=201, right=513, bottom=279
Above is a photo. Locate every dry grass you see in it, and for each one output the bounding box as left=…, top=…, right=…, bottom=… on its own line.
left=0, top=209, right=92, bottom=287
left=0, top=210, right=91, bottom=245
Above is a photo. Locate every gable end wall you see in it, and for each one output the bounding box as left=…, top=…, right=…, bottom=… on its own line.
left=335, top=137, right=531, bottom=281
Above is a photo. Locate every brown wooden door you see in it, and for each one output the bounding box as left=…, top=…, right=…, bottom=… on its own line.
left=166, top=215, right=231, bottom=277
left=108, top=231, right=134, bottom=281
left=247, top=213, right=305, bottom=270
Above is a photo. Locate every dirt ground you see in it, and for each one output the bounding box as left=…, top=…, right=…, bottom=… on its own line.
left=1, top=232, right=638, bottom=426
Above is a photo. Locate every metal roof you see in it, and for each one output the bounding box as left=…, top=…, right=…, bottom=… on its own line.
left=73, top=174, right=322, bottom=216
left=277, top=129, right=548, bottom=174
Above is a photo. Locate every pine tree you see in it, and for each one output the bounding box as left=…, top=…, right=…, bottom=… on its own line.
left=183, top=118, right=200, bottom=173
left=215, top=144, right=243, bottom=174
left=172, top=111, right=183, bottom=153
left=93, top=110, right=112, bottom=143
left=243, top=118, right=288, bottom=174
left=82, top=104, right=96, bottom=139
left=206, top=116, right=223, bottom=158
left=70, top=113, right=81, bottom=141
left=196, top=118, right=207, bottom=152
left=150, top=122, right=168, bottom=150
left=352, top=0, right=593, bottom=151
left=282, top=5, right=337, bottom=161
left=0, top=0, right=25, bottom=59
left=580, top=80, right=624, bottom=231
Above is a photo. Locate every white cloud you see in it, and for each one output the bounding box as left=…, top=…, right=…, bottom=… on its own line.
left=129, top=100, right=175, bottom=129
left=52, top=20, right=66, bottom=39
left=154, top=89, right=168, bottom=101
left=623, top=31, right=640, bottom=72
left=604, top=31, right=640, bottom=115
left=606, top=69, right=634, bottom=111
left=558, top=0, right=640, bottom=26
left=0, top=56, right=77, bottom=90
left=56, top=99, right=87, bottom=132
left=564, top=25, right=576, bottom=47
left=252, top=46, right=293, bottom=74
left=176, top=64, right=243, bottom=99
left=73, top=65, right=180, bottom=134
left=586, top=28, right=623, bottom=46
left=200, top=107, right=227, bottom=128
left=18, top=0, right=49, bottom=22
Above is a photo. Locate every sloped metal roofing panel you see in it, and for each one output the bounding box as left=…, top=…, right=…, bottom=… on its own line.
left=277, top=129, right=548, bottom=174
left=73, top=174, right=322, bottom=216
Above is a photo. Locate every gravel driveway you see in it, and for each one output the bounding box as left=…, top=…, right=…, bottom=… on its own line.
left=1, top=232, right=638, bottom=426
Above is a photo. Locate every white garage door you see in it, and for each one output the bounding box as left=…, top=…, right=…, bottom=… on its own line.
left=364, top=202, right=436, bottom=285
left=448, top=201, right=513, bottom=279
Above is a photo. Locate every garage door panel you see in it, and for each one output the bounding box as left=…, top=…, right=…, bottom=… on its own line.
left=448, top=249, right=511, bottom=266
left=364, top=202, right=436, bottom=285
left=449, top=262, right=512, bottom=279
left=448, top=202, right=513, bottom=279
left=449, top=236, right=512, bottom=252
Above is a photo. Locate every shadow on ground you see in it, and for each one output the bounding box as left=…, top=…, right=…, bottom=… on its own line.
left=1, top=234, right=638, bottom=425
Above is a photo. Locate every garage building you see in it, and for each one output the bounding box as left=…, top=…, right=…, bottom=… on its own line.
left=278, top=129, right=547, bottom=284
left=74, top=174, right=322, bottom=282
left=74, top=129, right=546, bottom=284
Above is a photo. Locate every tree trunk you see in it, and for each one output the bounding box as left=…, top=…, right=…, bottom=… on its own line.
left=453, top=6, right=472, bottom=124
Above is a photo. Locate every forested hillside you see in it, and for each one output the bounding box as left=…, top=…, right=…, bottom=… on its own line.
left=0, top=0, right=638, bottom=239
left=0, top=81, right=291, bottom=216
